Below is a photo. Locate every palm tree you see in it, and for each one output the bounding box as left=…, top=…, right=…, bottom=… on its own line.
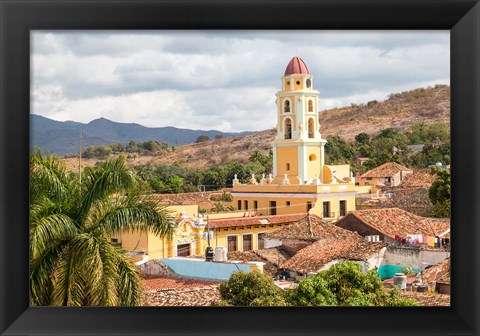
left=30, top=149, right=174, bottom=306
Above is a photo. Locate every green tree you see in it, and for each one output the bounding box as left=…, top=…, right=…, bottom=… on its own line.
left=196, top=135, right=210, bottom=143
left=95, top=145, right=113, bottom=159
left=142, top=140, right=161, bottom=152
left=110, top=143, right=124, bottom=152
left=355, top=132, right=370, bottom=145
left=324, top=136, right=355, bottom=164
left=30, top=149, right=174, bottom=306
left=126, top=140, right=139, bottom=153
left=429, top=167, right=451, bottom=218
left=218, top=271, right=286, bottom=306
left=167, top=176, right=184, bottom=193
left=284, top=262, right=417, bottom=306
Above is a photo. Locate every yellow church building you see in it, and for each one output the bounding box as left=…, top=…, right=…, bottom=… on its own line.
left=232, top=56, right=357, bottom=220
left=113, top=56, right=357, bottom=258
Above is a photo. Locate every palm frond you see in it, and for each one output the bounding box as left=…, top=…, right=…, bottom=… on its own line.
left=89, top=197, right=175, bottom=239
left=84, top=236, right=120, bottom=306
left=30, top=148, right=73, bottom=204
left=115, top=252, right=141, bottom=306
left=30, top=243, right=67, bottom=306
left=79, top=156, right=137, bottom=222
left=30, top=213, right=78, bottom=260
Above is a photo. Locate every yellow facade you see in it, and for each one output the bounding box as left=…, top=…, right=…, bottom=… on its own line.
left=112, top=205, right=206, bottom=259
left=276, top=146, right=300, bottom=178
left=212, top=224, right=288, bottom=252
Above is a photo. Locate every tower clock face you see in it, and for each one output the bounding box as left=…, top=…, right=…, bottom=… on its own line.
left=306, top=79, right=312, bottom=88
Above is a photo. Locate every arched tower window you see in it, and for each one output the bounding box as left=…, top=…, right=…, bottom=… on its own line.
left=285, top=118, right=292, bottom=139
left=308, top=100, right=314, bottom=112
left=284, top=100, right=290, bottom=113
left=308, top=118, right=315, bottom=139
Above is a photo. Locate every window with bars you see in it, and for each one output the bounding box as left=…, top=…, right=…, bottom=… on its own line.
left=227, top=236, right=238, bottom=252
left=243, top=234, right=253, bottom=251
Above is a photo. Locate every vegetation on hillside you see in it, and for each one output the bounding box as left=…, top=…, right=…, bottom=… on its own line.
left=320, top=85, right=450, bottom=141
left=80, top=140, right=173, bottom=159
left=30, top=149, right=174, bottom=306
left=326, top=121, right=450, bottom=174
left=133, top=150, right=273, bottom=193
left=218, top=262, right=417, bottom=306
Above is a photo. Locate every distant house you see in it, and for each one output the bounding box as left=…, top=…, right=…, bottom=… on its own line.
left=357, top=162, right=413, bottom=187
left=406, top=144, right=425, bottom=152
left=209, top=213, right=306, bottom=253
left=335, top=208, right=450, bottom=272
left=279, top=231, right=386, bottom=276
left=264, top=215, right=387, bottom=276
left=263, top=215, right=332, bottom=254
left=335, top=208, right=450, bottom=246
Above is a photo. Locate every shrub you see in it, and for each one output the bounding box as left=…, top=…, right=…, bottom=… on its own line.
left=218, top=271, right=285, bottom=306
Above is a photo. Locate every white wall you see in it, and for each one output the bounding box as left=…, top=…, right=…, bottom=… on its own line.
left=419, top=250, right=450, bottom=270
left=263, top=238, right=282, bottom=249
left=383, top=246, right=450, bottom=270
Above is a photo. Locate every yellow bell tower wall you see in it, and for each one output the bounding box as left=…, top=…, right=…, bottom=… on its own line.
left=276, top=146, right=299, bottom=178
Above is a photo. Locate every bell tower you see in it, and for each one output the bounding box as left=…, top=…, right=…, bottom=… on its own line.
left=272, top=56, right=327, bottom=184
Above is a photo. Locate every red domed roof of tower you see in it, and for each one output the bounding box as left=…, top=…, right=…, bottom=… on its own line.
left=284, top=56, right=310, bottom=76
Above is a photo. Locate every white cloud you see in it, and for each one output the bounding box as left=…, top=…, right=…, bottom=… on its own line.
left=31, top=30, right=450, bottom=132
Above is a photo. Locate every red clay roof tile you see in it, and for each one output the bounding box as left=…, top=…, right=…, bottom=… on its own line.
left=360, top=162, right=411, bottom=178
left=209, top=213, right=306, bottom=229
left=340, top=208, right=450, bottom=239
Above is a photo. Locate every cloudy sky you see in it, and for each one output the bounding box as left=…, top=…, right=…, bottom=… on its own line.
left=31, top=31, right=449, bottom=132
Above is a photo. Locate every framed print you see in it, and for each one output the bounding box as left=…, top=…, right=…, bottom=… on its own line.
left=1, top=0, right=479, bottom=335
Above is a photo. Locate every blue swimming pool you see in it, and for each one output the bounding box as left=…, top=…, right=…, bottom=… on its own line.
left=377, top=264, right=420, bottom=280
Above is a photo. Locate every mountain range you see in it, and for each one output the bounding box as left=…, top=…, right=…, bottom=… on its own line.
left=30, top=115, right=250, bottom=155
left=60, top=85, right=450, bottom=171
left=33, top=85, right=450, bottom=158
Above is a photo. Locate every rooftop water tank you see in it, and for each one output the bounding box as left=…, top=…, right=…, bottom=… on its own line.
left=393, top=272, right=407, bottom=289
left=215, top=247, right=227, bottom=262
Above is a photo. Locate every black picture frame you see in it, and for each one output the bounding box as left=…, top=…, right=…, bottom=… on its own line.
left=1, top=1, right=479, bottom=335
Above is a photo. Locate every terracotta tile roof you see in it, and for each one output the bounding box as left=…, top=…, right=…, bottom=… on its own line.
left=142, top=274, right=222, bottom=290
left=265, top=215, right=353, bottom=241
left=209, top=213, right=306, bottom=229
left=144, top=191, right=232, bottom=210
left=227, top=247, right=292, bottom=276
left=342, top=208, right=450, bottom=239
left=398, top=291, right=450, bottom=306
left=399, top=168, right=437, bottom=187
left=379, top=185, right=434, bottom=217
left=436, top=272, right=450, bottom=284
left=419, top=257, right=450, bottom=284
left=280, top=233, right=386, bottom=273
left=142, top=275, right=222, bottom=306
left=360, top=162, right=411, bottom=178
